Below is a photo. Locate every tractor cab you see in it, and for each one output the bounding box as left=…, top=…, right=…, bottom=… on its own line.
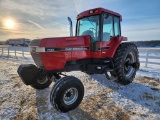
left=76, top=8, right=123, bottom=57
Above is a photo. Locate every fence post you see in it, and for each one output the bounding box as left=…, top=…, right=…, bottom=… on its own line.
left=0, top=48, right=1, bottom=57
left=22, top=49, right=24, bottom=57
left=22, top=48, right=24, bottom=57
left=0, top=48, right=2, bottom=57
left=15, top=49, right=17, bottom=59
left=7, top=47, right=10, bottom=59
left=1, top=48, right=4, bottom=57
left=145, top=50, right=149, bottom=67
left=22, top=47, right=26, bottom=59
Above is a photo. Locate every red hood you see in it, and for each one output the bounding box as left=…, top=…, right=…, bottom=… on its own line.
left=39, top=36, right=90, bottom=48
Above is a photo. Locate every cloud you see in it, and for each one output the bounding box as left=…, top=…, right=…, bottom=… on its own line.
left=27, top=20, right=44, bottom=29
left=0, top=0, right=77, bottom=40
left=122, top=21, right=160, bottom=41
left=123, top=29, right=160, bottom=41
left=124, top=15, right=160, bottom=20
left=0, top=0, right=160, bottom=41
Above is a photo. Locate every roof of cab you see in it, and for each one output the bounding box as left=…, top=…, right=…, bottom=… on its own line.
left=77, top=7, right=122, bottom=21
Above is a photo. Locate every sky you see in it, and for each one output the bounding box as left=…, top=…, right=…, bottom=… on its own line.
left=0, top=0, right=160, bottom=41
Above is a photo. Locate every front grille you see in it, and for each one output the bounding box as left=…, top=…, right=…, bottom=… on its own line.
left=31, top=53, right=44, bottom=67
left=30, top=39, right=41, bottom=46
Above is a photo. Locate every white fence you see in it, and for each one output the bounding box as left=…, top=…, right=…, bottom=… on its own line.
left=138, top=48, right=160, bottom=68
left=0, top=46, right=160, bottom=68
left=0, top=46, right=30, bottom=59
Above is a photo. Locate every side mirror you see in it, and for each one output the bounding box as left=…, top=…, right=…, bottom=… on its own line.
left=103, top=14, right=109, bottom=19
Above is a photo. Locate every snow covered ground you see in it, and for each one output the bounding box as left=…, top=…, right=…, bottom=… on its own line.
left=0, top=47, right=160, bottom=120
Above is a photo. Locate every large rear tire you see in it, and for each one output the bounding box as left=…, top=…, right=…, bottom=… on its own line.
left=111, top=43, right=139, bottom=85
left=50, top=76, right=84, bottom=113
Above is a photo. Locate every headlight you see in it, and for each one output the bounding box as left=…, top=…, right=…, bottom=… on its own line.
left=30, top=47, right=45, bottom=52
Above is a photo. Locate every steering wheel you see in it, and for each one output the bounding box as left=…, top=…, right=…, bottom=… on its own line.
left=89, top=27, right=96, bottom=32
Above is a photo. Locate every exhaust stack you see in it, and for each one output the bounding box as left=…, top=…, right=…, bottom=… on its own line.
left=67, top=17, right=73, bottom=36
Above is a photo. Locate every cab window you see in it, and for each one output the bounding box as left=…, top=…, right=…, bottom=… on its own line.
left=77, top=15, right=100, bottom=42
left=114, top=17, right=120, bottom=36
left=102, top=14, right=121, bottom=42
left=102, top=14, right=113, bottom=42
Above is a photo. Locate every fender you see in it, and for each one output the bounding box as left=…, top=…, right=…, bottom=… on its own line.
left=101, top=36, right=128, bottom=58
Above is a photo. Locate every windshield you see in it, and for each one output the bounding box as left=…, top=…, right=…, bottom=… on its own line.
left=76, top=15, right=100, bottom=42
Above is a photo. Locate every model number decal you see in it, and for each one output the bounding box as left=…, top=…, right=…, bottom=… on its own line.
left=46, top=48, right=55, bottom=52
left=65, top=48, right=72, bottom=51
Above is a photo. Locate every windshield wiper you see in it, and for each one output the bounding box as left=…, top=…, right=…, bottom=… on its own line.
left=87, top=17, right=96, bottom=28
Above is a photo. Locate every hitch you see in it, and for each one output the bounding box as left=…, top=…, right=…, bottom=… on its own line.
left=130, top=62, right=140, bottom=70
left=104, top=71, right=117, bottom=81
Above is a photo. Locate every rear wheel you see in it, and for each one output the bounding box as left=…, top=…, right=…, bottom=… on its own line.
left=111, top=43, right=139, bottom=85
left=50, top=76, right=84, bottom=113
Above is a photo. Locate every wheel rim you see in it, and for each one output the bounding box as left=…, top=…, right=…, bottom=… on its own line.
left=37, top=77, right=48, bottom=84
left=124, top=52, right=136, bottom=78
left=63, top=87, right=78, bottom=105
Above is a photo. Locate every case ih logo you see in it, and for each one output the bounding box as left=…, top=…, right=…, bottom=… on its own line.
left=73, top=47, right=88, bottom=50
left=45, top=47, right=89, bottom=52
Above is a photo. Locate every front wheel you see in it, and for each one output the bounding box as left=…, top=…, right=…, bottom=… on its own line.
left=31, top=76, right=52, bottom=89
left=111, top=43, right=139, bottom=85
left=50, top=76, right=84, bottom=113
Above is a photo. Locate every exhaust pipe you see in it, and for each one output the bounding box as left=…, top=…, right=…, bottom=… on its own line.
left=67, top=17, right=73, bottom=36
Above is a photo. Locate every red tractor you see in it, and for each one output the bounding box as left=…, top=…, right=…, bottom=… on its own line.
left=18, top=8, right=139, bottom=113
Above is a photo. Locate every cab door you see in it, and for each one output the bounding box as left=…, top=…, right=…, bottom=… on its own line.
left=101, top=13, right=121, bottom=58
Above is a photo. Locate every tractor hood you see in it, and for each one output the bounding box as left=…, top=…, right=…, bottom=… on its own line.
left=30, top=36, right=91, bottom=70
left=30, top=36, right=91, bottom=52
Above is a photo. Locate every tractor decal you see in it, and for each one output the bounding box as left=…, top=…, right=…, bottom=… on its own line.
left=45, top=47, right=89, bottom=52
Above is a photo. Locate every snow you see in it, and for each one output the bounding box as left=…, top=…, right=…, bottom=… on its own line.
left=0, top=47, right=160, bottom=120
